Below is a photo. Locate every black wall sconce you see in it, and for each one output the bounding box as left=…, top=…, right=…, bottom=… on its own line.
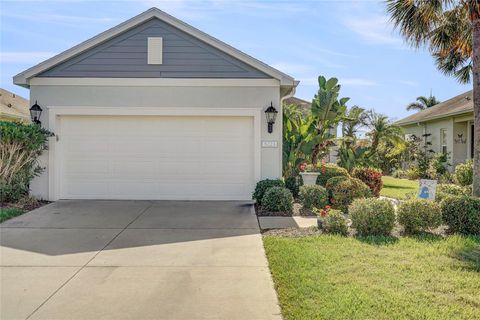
left=30, top=101, right=43, bottom=125
left=265, top=102, right=278, bottom=134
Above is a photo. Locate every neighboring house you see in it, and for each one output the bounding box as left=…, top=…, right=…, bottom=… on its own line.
left=283, top=96, right=338, bottom=164
left=0, top=88, right=30, bottom=123
left=397, top=90, right=474, bottom=168
left=13, top=8, right=297, bottom=201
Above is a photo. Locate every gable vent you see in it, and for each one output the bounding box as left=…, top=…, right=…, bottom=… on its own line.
left=148, top=37, right=163, bottom=64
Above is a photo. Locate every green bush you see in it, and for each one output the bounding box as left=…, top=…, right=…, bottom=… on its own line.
left=406, top=167, right=420, bottom=180
left=392, top=169, right=407, bottom=179
left=299, top=184, right=328, bottom=210
left=435, top=184, right=471, bottom=203
left=323, top=209, right=348, bottom=236
left=454, top=160, right=473, bottom=186
left=441, top=196, right=480, bottom=235
left=397, top=199, right=442, bottom=234
left=284, top=175, right=301, bottom=198
left=352, top=167, right=383, bottom=197
left=0, top=121, right=52, bottom=202
left=350, top=198, right=395, bottom=236
left=252, top=179, right=285, bottom=204
left=326, top=176, right=372, bottom=212
left=315, top=163, right=349, bottom=186
left=261, top=187, right=294, bottom=212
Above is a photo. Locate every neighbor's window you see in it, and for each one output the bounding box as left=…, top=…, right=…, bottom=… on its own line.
left=440, top=128, right=447, bottom=154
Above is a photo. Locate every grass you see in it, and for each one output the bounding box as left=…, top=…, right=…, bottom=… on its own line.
left=264, top=235, right=480, bottom=320
left=380, top=176, right=418, bottom=199
left=0, top=207, right=26, bottom=223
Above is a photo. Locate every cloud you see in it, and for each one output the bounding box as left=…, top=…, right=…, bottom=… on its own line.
left=343, top=15, right=402, bottom=45
left=1, top=12, right=118, bottom=24
left=271, top=63, right=313, bottom=75
left=398, top=80, right=419, bottom=87
left=341, top=78, right=378, bottom=86
left=0, top=52, right=56, bottom=63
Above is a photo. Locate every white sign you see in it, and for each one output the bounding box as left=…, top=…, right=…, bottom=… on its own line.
left=261, top=141, right=278, bottom=148
left=418, top=179, right=438, bottom=201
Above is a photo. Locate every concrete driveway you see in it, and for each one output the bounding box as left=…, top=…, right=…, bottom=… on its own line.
left=0, top=200, right=281, bottom=320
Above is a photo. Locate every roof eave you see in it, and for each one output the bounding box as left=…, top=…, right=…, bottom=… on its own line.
left=396, top=109, right=474, bottom=126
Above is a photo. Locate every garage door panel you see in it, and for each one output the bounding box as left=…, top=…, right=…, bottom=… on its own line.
left=59, top=115, right=254, bottom=200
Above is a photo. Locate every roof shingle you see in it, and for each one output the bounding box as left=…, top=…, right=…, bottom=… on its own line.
left=396, top=90, right=473, bottom=126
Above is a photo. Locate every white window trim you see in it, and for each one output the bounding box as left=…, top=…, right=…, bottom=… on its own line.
left=440, top=128, right=448, bottom=154
left=47, top=106, right=261, bottom=201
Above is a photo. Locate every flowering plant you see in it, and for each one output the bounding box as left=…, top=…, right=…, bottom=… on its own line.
left=317, top=205, right=331, bottom=218
left=299, top=162, right=319, bottom=173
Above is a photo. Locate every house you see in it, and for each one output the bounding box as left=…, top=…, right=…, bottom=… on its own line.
left=13, top=7, right=298, bottom=201
left=0, top=88, right=30, bottom=123
left=396, top=90, right=474, bottom=168
left=283, top=96, right=338, bottom=164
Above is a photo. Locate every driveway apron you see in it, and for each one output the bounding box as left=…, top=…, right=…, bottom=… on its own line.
left=0, top=200, right=281, bottom=320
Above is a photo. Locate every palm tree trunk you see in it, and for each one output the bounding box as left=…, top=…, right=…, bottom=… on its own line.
left=473, top=18, right=480, bottom=197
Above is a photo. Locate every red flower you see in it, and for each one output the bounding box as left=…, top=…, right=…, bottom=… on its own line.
left=320, top=209, right=327, bottom=217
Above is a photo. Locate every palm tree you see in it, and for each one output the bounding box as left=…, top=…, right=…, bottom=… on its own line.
left=406, top=94, right=440, bottom=111
left=342, top=105, right=367, bottom=138
left=365, top=111, right=404, bottom=155
left=386, top=0, right=480, bottom=197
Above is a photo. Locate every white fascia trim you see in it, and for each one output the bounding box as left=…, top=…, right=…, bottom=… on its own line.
left=14, top=8, right=296, bottom=87
left=30, top=77, right=280, bottom=87
left=47, top=106, right=262, bottom=200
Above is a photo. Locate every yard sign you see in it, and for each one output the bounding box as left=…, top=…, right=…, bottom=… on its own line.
left=417, top=179, right=438, bottom=201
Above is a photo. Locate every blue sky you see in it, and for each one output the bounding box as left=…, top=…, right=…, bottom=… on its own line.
left=0, top=0, right=471, bottom=121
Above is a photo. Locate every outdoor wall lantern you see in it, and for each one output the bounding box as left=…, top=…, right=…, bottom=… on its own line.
left=265, top=102, right=278, bottom=134
left=30, top=101, right=43, bottom=125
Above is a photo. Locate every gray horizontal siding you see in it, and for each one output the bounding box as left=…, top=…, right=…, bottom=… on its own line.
left=38, top=18, right=270, bottom=79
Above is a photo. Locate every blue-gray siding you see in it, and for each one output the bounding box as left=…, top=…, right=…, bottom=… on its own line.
left=38, top=18, right=270, bottom=79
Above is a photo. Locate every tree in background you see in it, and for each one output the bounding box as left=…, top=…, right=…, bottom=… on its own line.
left=386, top=0, right=479, bottom=196
left=342, top=105, right=367, bottom=140
left=406, top=94, right=440, bottom=111
left=305, top=76, right=348, bottom=164
left=365, top=110, right=404, bottom=156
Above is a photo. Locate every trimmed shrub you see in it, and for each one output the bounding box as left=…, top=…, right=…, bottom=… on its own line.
left=349, top=198, right=395, bottom=236
left=0, top=121, right=52, bottom=202
left=323, top=209, right=348, bottom=236
left=285, top=175, right=301, bottom=198
left=261, top=187, right=294, bottom=212
left=326, top=176, right=372, bottom=212
left=397, top=199, right=442, bottom=234
left=252, top=179, right=284, bottom=205
left=315, top=163, right=349, bottom=187
left=454, top=159, right=473, bottom=186
left=299, top=184, right=328, bottom=210
left=436, top=184, right=471, bottom=203
left=441, top=196, right=480, bottom=235
left=352, top=167, right=383, bottom=197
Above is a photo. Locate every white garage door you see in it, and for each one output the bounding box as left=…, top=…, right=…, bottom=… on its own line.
left=59, top=115, right=254, bottom=200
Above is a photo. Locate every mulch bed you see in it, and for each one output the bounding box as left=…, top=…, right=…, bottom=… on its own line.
left=1, top=199, right=50, bottom=212
left=255, top=202, right=317, bottom=217
left=262, top=226, right=323, bottom=237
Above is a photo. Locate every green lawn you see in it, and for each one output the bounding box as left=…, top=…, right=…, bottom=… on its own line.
left=264, top=235, right=480, bottom=320
left=381, top=176, right=419, bottom=199
left=0, top=207, right=26, bottom=223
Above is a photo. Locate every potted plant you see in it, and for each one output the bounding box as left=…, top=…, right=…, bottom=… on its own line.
left=299, top=162, right=320, bottom=185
